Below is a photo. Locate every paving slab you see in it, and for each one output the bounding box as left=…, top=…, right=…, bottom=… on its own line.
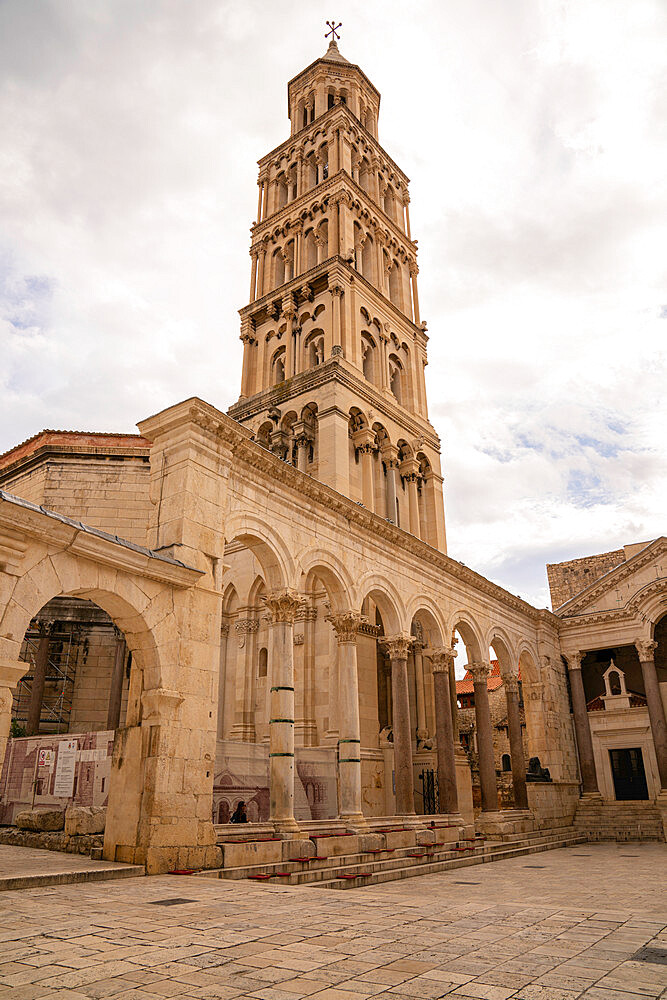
left=1, top=844, right=664, bottom=1000
left=0, top=844, right=144, bottom=891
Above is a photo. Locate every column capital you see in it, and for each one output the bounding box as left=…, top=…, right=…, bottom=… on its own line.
left=566, top=651, right=584, bottom=671
left=635, top=638, right=657, bottom=662
left=263, top=589, right=303, bottom=624
left=326, top=610, right=363, bottom=643
left=330, top=283, right=344, bottom=298
left=431, top=646, right=456, bottom=673
left=380, top=634, right=412, bottom=661
left=469, top=661, right=490, bottom=684
left=502, top=672, right=520, bottom=695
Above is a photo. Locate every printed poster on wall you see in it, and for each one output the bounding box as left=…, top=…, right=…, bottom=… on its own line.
left=53, top=740, right=78, bottom=798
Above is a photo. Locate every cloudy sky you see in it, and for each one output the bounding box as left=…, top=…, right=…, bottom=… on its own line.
left=1, top=0, right=665, bottom=609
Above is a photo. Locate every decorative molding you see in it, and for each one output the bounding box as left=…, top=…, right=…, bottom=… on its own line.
left=556, top=542, right=666, bottom=616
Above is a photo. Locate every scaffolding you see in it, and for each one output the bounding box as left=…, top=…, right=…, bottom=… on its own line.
left=12, top=622, right=83, bottom=735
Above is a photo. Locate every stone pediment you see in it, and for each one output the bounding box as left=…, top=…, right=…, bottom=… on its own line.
left=556, top=537, right=666, bottom=618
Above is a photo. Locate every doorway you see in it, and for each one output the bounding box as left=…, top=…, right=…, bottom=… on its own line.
left=609, top=748, right=649, bottom=800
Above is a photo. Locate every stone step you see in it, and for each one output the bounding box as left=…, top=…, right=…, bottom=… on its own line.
left=313, top=833, right=587, bottom=890
left=199, top=829, right=584, bottom=887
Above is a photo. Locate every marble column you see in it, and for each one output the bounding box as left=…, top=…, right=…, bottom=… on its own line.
left=470, top=662, right=498, bottom=812
left=400, top=459, right=421, bottom=538
left=353, top=428, right=376, bottom=511
left=328, top=611, right=367, bottom=827
left=249, top=250, right=258, bottom=301
left=635, top=639, right=667, bottom=790
left=264, top=589, right=302, bottom=834
left=106, top=632, right=127, bottom=731
left=412, top=641, right=428, bottom=742
left=432, top=648, right=458, bottom=814
left=330, top=283, right=343, bottom=350
left=382, top=635, right=415, bottom=816
left=409, top=262, right=420, bottom=326
left=257, top=246, right=266, bottom=298
left=503, top=673, right=528, bottom=810
left=567, top=652, right=599, bottom=794
left=26, top=624, right=51, bottom=737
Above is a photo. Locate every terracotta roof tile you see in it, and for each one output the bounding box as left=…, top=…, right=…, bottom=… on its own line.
left=0, top=429, right=150, bottom=470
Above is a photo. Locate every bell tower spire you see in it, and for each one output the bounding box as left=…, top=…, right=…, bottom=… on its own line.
left=228, top=34, right=447, bottom=552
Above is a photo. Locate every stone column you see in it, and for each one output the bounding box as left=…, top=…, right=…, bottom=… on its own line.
left=240, top=327, right=255, bottom=398
left=400, top=459, right=421, bottom=537
left=249, top=250, right=258, bottom=301
left=432, top=648, right=458, bottom=814
left=353, top=428, right=376, bottom=511
left=404, top=196, right=412, bottom=238
left=382, top=446, right=399, bottom=522
left=381, top=635, right=415, bottom=816
left=26, top=623, right=51, bottom=737
left=635, top=639, right=667, bottom=790
left=292, top=422, right=312, bottom=473
left=470, top=662, right=498, bottom=812
left=409, top=262, right=420, bottom=326
left=328, top=611, right=367, bottom=828
left=567, top=652, right=599, bottom=794
left=106, top=632, right=127, bottom=731
left=330, top=283, right=343, bottom=351
left=257, top=177, right=264, bottom=222
left=264, top=589, right=302, bottom=834
left=412, top=641, right=428, bottom=742
left=503, top=673, right=528, bottom=810
left=257, top=245, right=267, bottom=298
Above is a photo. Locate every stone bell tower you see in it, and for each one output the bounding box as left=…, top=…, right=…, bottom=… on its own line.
left=228, top=32, right=447, bottom=552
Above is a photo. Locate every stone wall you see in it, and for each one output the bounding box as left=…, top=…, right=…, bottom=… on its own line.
left=547, top=549, right=625, bottom=610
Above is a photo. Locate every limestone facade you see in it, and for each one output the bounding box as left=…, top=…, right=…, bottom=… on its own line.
left=0, top=38, right=665, bottom=871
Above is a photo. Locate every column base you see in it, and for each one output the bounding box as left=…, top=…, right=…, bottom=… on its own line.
left=475, top=808, right=535, bottom=839
left=340, top=812, right=370, bottom=833
left=272, top=817, right=304, bottom=838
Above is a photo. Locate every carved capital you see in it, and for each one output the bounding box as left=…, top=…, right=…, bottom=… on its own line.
left=263, top=589, right=303, bottom=624
left=327, top=610, right=363, bottom=643
left=330, top=284, right=344, bottom=298
left=635, top=638, right=657, bottom=662
left=380, top=634, right=412, bottom=661
left=566, top=651, right=584, bottom=671
left=503, top=673, right=520, bottom=695
left=469, top=661, right=490, bottom=684
left=431, top=646, right=455, bottom=673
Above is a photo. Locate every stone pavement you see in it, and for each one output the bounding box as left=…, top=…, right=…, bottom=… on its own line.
left=0, top=845, right=144, bottom=891
left=0, top=843, right=665, bottom=1000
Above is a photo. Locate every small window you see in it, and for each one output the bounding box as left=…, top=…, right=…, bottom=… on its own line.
left=328, top=93, right=335, bottom=110
left=502, top=753, right=511, bottom=772
left=258, top=647, right=268, bottom=678
left=303, top=108, right=308, bottom=127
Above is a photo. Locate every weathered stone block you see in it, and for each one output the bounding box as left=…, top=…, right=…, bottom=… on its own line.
left=65, top=805, right=106, bottom=837
left=16, top=808, right=65, bottom=832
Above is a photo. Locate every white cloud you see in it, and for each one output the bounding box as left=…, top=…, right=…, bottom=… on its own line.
left=0, top=0, right=665, bottom=607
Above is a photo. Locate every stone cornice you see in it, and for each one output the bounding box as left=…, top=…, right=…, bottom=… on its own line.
left=0, top=492, right=202, bottom=588
left=165, top=398, right=553, bottom=625
left=555, top=538, right=666, bottom=617
left=258, top=103, right=408, bottom=187
left=252, top=170, right=415, bottom=259
left=227, top=355, right=441, bottom=452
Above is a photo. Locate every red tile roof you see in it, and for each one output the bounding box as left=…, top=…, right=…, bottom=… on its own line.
left=456, top=659, right=506, bottom=695
left=587, top=692, right=648, bottom=711
left=0, top=429, right=150, bottom=470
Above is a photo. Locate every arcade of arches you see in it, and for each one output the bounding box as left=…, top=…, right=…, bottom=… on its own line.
left=0, top=38, right=665, bottom=874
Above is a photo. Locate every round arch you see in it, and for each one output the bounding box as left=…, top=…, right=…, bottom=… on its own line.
left=356, top=572, right=405, bottom=634
left=486, top=627, right=517, bottom=675
left=1, top=551, right=164, bottom=693
left=298, top=549, right=357, bottom=613
left=405, top=596, right=447, bottom=645
left=447, top=610, right=484, bottom=663
left=223, top=513, right=295, bottom=592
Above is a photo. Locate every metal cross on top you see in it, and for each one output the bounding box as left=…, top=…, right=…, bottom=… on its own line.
left=325, top=20, right=342, bottom=41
